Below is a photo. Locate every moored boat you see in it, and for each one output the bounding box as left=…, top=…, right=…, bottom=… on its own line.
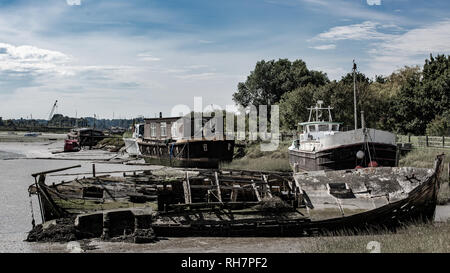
left=288, top=101, right=397, bottom=171
left=137, top=114, right=235, bottom=168
left=123, top=123, right=144, bottom=157
left=65, top=128, right=105, bottom=150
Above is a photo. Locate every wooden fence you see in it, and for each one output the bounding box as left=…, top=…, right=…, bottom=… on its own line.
left=396, top=135, right=450, bottom=149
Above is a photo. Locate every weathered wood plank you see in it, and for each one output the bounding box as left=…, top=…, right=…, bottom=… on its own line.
left=252, top=182, right=261, bottom=201
left=262, top=175, right=273, bottom=198
left=214, top=172, right=223, bottom=203
left=183, top=172, right=192, bottom=204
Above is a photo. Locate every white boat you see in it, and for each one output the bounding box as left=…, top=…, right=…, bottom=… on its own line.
left=288, top=101, right=397, bottom=171
left=123, top=123, right=144, bottom=157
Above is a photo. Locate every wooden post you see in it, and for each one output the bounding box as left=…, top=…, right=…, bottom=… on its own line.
left=230, top=185, right=239, bottom=202
left=89, top=130, right=93, bottom=150
left=426, top=135, right=429, bottom=147
left=443, top=136, right=445, bottom=147
left=92, top=163, right=96, bottom=177
left=214, top=172, right=222, bottom=203
left=34, top=176, right=45, bottom=223
left=252, top=182, right=261, bottom=202
left=262, top=175, right=273, bottom=198
left=447, top=163, right=450, bottom=185
left=183, top=172, right=192, bottom=204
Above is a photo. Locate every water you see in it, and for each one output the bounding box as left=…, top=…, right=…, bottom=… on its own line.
left=0, top=140, right=159, bottom=252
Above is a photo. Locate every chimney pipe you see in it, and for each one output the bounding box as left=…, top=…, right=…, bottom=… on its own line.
left=361, top=111, right=365, bottom=130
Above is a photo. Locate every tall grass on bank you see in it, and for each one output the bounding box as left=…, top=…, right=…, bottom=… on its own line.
left=221, top=140, right=293, bottom=172
left=304, top=222, right=450, bottom=253
left=399, top=148, right=450, bottom=204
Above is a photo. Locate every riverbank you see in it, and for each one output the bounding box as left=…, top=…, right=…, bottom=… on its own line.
left=24, top=221, right=450, bottom=253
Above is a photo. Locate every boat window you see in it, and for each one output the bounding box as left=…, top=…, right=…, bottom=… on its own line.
left=138, top=125, right=144, bottom=136
left=332, top=125, right=339, bottom=131
left=203, top=144, right=208, bottom=151
left=161, top=122, right=167, bottom=137
left=318, top=124, right=328, bottom=131
left=151, top=123, right=156, bottom=137
left=309, top=125, right=316, bottom=132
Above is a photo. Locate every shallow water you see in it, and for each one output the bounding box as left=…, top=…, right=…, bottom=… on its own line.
left=0, top=140, right=159, bottom=252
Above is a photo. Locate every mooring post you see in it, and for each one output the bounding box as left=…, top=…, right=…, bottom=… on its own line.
left=92, top=163, right=96, bottom=177
left=447, top=163, right=450, bottom=184
left=426, top=135, right=429, bottom=147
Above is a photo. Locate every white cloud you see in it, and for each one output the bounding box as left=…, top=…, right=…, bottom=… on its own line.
left=310, top=19, right=450, bottom=77
left=367, top=20, right=450, bottom=75
left=367, top=0, right=381, bottom=6
left=0, top=42, right=70, bottom=74
left=310, top=44, right=336, bottom=50
left=176, top=72, right=217, bottom=80
left=198, top=40, right=214, bottom=44
left=313, top=21, right=395, bottom=41
left=301, top=0, right=401, bottom=23
left=137, top=53, right=161, bottom=62
left=66, top=0, right=81, bottom=6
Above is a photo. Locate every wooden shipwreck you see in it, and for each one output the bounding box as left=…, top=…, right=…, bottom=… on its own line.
left=27, top=155, right=445, bottom=240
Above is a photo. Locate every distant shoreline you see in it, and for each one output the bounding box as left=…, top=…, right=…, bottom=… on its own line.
left=0, top=131, right=66, bottom=143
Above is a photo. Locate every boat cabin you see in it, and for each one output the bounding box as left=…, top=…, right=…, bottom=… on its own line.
left=132, top=123, right=145, bottom=139
left=143, top=115, right=225, bottom=141
left=296, top=101, right=341, bottom=144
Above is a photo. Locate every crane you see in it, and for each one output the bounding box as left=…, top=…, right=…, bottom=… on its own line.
left=48, top=100, right=58, bottom=121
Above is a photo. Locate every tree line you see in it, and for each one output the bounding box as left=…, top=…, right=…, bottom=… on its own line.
left=232, top=54, right=450, bottom=136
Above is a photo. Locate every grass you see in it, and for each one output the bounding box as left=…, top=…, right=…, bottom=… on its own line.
left=97, top=134, right=125, bottom=148
left=122, top=131, right=132, bottom=138
left=399, top=147, right=450, bottom=204
left=304, top=222, right=450, bottom=253
left=221, top=139, right=293, bottom=172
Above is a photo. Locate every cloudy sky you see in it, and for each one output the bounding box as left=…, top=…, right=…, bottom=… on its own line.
left=0, top=0, right=449, bottom=119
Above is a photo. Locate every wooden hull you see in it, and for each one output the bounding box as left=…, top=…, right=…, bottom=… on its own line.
left=138, top=139, right=235, bottom=168
left=29, top=155, right=444, bottom=238
left=289, top=142, right=397, bottom=171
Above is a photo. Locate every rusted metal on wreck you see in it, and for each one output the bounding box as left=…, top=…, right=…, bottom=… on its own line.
left=27, top=155, right=445, bottom=240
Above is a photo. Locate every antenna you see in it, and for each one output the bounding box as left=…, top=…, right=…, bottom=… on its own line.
left=353, top=60, right=357, bottom=130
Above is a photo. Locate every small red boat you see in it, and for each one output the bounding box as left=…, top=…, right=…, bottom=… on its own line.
left=64, top=139, right=80, bottom=152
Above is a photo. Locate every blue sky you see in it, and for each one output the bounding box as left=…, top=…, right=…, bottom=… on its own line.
left=1, top=0, right=450, bottom=119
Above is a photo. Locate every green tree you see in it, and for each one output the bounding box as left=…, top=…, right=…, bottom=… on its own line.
left=387, top=55, right=450, bottom=135
left=279, top=84, right=316, bottom=130
left=232, top=59, right=329, bottom=107
left=426, top=112, right=450, bottom=136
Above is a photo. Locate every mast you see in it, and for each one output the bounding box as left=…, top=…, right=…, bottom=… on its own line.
left=353, top=60, right=357, bottom=130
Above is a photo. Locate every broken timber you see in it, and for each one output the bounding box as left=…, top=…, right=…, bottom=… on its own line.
left=27, top=155, right=445, bottom=239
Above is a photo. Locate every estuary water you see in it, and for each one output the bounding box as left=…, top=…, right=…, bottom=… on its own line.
left=0, top=138, right=159, bottom=252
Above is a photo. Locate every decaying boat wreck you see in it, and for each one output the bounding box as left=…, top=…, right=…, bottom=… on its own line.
left=27, top=155, right=445, bottom=242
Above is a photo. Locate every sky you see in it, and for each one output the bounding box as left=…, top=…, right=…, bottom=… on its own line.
left=0, top=0, right=450, bottom=119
